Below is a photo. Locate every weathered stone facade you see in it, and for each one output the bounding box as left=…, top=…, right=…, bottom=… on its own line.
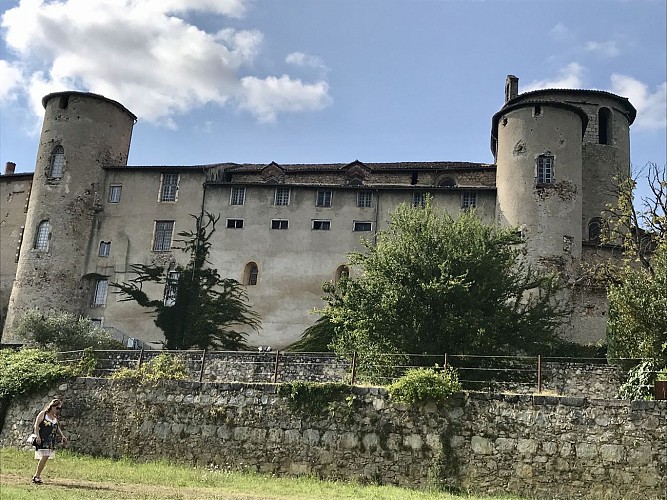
left=1, top=379, right=664, bottom=499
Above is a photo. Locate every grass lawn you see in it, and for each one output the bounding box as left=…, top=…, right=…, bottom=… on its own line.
left=0, top=448, right=525, bottom=500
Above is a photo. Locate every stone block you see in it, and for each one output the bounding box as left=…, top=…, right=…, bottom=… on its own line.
left=471, top=436, right=493, bottom=455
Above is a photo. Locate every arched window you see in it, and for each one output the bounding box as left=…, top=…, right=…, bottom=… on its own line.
left=34, top=220, right=51, bottom=250
left=439, top=177, right=456, bottom=188
left=598, top=108, right=613, bottom=145
left=244, top=262, right=258, bottom=285
left=588, top=218, right=606, bottom=244
left=49, top=146, right=65, bottom=179
left=335, top=265, right=349, bottom=283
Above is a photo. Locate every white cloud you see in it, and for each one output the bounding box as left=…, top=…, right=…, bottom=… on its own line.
left=549, top=23, right=572, bottom=42
left=609, top=74, right=667, bottom=130
left=585, top=40, right=620, bottom=58
left=0, top=0, right=330, bottom=126
left=239, top=75, right=332, bottom=123
left=286, top=52, right=329, bottom=73
left=522, top=63, right=585, bottom=92
left=0, top=60, right=22, bottom=103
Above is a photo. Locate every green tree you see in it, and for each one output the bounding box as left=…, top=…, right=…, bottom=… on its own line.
left=323, top=200, right=566, bottom=363
left=112, top=213, right=260, bottom=350
left=16, top=309, right=123, bottom=351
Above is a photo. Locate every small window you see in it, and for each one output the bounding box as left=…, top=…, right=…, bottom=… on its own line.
left=230, top=187, right=246, bottom=205
left=153, top=221, right=174, bottom=251
left=413, top=192, right=426, bottom=208
left=90, top=318, right=103, bottom=328
left=108, top=185, right=122, bottom=203
left=312, top=220, right=331, bottom=230
left=316, top=190, right=332, bottom=207
left=439, top=177, right=456, bottom=188
left=159, top=173, right=179, bottom=202
left=274, top=187, right=290, bottom=206
left=48, top=146, right=65, bottom=179
left=99, top=241, right=111, bottom=257
left=533, top=105, right=542, bottom=116
left=335, top=265, right=349, bottom=283
left=599, top=108, right=613, bottom=145
left=244, top=262, right=259, bottom=285
left=353, top=221, right=372, bottom=232
left=34, top=220, right=50, bottom=250
left=357, top=191, right=373, bottom=208
left=411, top=171, right=418, bottom=185
left=537, top=155, right=554, bottom=184
left=461, top=191, right=477, bottom=209
left=164, top=271, right=180, bottom=307
left=588, top=217, right=606, bottom=244
left=271, top=219, right=289, bottom=230
left=92, top=279, right=108, bottom=306
left=226, top=218, right=244, bottom=229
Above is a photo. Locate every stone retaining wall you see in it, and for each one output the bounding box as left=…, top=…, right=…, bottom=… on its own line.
left=1, top=378, right=664, bottom=499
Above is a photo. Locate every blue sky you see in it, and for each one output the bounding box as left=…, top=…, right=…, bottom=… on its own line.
left=1, top=0, right=665, bottom=191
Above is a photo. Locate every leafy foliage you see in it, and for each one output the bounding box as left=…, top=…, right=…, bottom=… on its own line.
left=15, top=309, right=124, bottom=351
left=286, top=316, right=336, bottom=352
left=387, top=367, right=461, bottom=405
left=277, top=381, right=352, bottom=415
left=323, top=200, right=566, bottom=371
left=110, top=353, right=188, bottom=384
left=0, top=348, right=75, bottom=399
left=617, top=360, right=658, bottom=400
left=113, top=213, right=260, bottom=350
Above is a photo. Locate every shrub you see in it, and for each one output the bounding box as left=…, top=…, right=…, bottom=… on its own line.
left=277, top=381, right=352, bottom=415
left=16, top=309, right=124, bottom=351
left=0, top=348, right=75, bottom=399
left=617, top=360, right=660, bottom=400
left=388, top=367, right=461, bottom=405
left=111, top=353, right=188, bottom=384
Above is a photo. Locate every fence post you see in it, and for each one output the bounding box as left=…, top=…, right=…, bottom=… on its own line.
left=199, top=348, right=207, bottom=382
left=443, top=352, right=448, bottom=371
left=137, top=348, right=144, bottom=369
left=537, top=354, right=542, bottom=394
left=350, top=352, right=358, bottom=385
left=272, top=350, right=280, bottom=383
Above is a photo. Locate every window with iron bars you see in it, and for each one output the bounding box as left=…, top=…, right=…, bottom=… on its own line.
left=160, top=173, right=179, bottom=202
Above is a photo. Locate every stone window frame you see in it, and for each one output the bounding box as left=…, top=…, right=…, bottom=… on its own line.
left=357, top=191, right=373, bottom=208
left=48, top=145, right=65, bottom=180
left=34, top=220, right=51, bottom=250
left=312, top=219, right=331, bottom=231
left=108, top=185, right=122, bottom=203
left=226, top=218, right=244, bottom=229
left=271, top=219, right=289, bottom=230
left=159, top=173, right=180, bottom=202
left=230, top=186, right=246, bottom=205
left=353, top=221, right=373, bottom=232
left=92, top=278, right=109, bottom=307
left=334, top=265, right=349, bottom=283
left=598, top=107, right=613, bottom=145
left=98, top=241, right=112, bottom=257
left=244, top=262, right=259, bottom=285
left=536, top=155, right=555, bottom=185
left=461, top=191, right=477, bottom=209
left=274, top=187, right=291, bottom=206
left=316, top=189, right=332, bottom=207
left=152, top=220, right=175, bottom=252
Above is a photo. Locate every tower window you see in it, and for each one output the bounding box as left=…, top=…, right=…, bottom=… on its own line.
left=108, top=185, right=122, bottom=203
left=357, top=191, right=373, bottom=208
left=230, top=187, right=246, bottom=205
left=99, top=241, right=111, bottom=257
left=92, top=279, right=108, bottom=306
left=244, top=262, right=259, bottom=285
left=48, top=146, right=65, bottom=179
left=153, top=221, right=174, bottom=251
left=274, top=187, right=290, bottom=206
left=536, top=155, right=554, bottom=184
left=461, top=191, right=477, bottom=209
left=34, top=220, right=51, bottom=250
left=533, top=105, right=542, bottom=116
left=599, top=108, right=613, bottom=145
left=159, top=173, right=179, bottom=202
left=316, top=190, right=332, bottom=207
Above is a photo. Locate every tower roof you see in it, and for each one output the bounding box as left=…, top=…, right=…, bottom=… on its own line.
left=42, top=91, right=137, bottom=121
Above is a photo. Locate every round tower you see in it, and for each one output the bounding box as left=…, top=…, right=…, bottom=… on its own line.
left=491, top=76, right=635, bottom=267
left=3, top=92, right=136, bottom=341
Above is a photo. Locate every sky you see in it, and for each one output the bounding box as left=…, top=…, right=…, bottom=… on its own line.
left=1, top=0, right=665, bottom=198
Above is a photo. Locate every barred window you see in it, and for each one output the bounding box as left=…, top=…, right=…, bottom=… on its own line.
left=537, top=155, right=554, bottom=184
left=230, top=187, right=246, bottom=205
left=274, top=187, right=290, bottom=206
left=357, top=191, right=373, bottom=208
left=98, top=241, right=111, bottom=257
left=160, top=173, right=179, bottom=202
left=92, top=279, right=108, bottom=306
left=461, top=191, right=477, bottom=209
left=34, top=220, right=50, bottom=250
left=153, top=221, right=174, bottom=251
left=49, top=146, right=65, bottom=179
left=108, top=185, right=122, bottom=203
left=413, top=192, right=426, bottom=208
left=316, top=190, right=332, bottom=207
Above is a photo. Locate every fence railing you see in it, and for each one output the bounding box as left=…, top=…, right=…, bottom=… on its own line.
left=56, top=349, right=653, bottom=396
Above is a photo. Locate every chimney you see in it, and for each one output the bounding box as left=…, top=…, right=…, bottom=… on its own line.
left=505, top=75, right=519, bottom=103
left=4, top=162, right=16, bottom=175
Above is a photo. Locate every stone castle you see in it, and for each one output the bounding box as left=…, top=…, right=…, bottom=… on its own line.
left=0, top=75, right=635, bottom=348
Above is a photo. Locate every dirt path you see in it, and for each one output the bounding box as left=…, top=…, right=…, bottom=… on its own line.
left=0, top=472, right=291, bottom=499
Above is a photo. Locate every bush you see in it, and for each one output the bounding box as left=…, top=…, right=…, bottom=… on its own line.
left=388, top=367, right=461, bottom=405
left=617, top=360, right=660, bottom=400
left=16, top=309, right=124, bottom=351
left=277, top=381, right=351, bottom=415
left=111, top=353, right=188, bottom=384
left=0, top=348, right=75, bottom=399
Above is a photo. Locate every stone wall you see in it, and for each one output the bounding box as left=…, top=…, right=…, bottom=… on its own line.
left=1, top=379, right=664, bottom=499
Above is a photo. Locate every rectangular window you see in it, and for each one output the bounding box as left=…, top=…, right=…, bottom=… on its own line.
left=108, top=185, right=122, bottom=203
left=90, top=318, right=103, bottom=328
left=159, top=173, right=179, bottom=202
left=274, top=187, right=290, bottom=206
left=312, top=220, right=331, bottom=230
left=413, top=192, right=426, bottom=208
left=271, top=219, right=289, bottom=230
left=153, top=221, right=174, bottom=251
left=537, top=156, right=554, bottom=184
left=353, top=221, right=373, bottom=232
left=230, top=187, right=246, bottom=205
left=92, top=279, right=108, bottom=306
left=226, top=218, right=244, bottom=229
left=357, top=191, right=373, bottom=208
left=461, top=191, right=477, bottom=209
left=164, top=271, right=180, bottom=307
left=98, top=241, right=111, bottom=257
left=316, top=190, right=332, bottom=207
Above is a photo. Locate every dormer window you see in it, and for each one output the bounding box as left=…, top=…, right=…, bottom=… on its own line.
left=48, top=146, right=65, bottom=179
